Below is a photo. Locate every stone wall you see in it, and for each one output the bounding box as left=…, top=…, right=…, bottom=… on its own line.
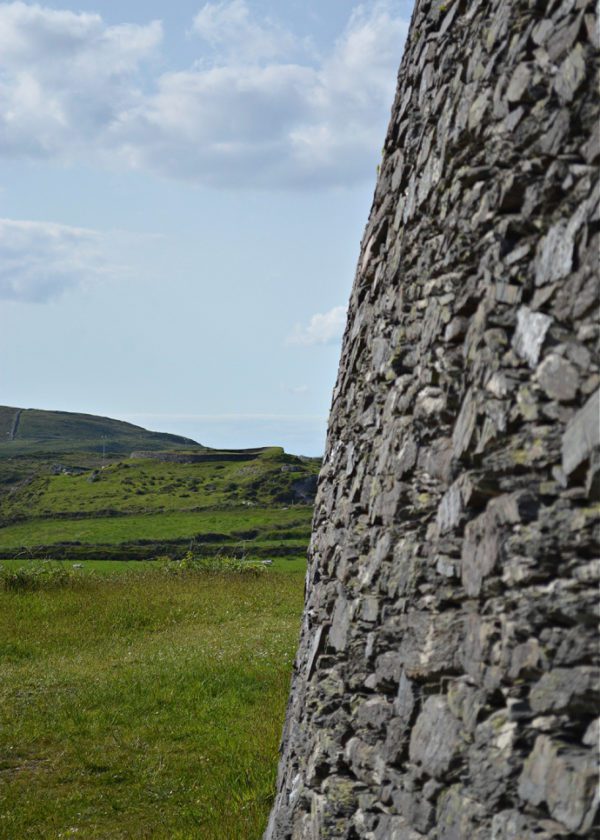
left=266, top=0, right=599, bottom=837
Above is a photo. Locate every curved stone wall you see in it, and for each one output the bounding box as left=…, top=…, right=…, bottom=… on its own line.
left=266, top=0, right=599, bottom=837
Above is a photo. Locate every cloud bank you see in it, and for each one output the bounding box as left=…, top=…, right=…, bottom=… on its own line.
left=0, top=218, right=113, bottom=302
left=0, top=1, right=409, bottom=188
left=288, top=305, right=347, bottom=346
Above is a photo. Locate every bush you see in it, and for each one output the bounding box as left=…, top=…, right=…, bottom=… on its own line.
left=0, top=560, right=84, bottom=592
left=160, top=551, right=265, bottom=577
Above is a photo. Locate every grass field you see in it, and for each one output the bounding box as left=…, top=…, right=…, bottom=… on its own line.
left=0, top=453, right=315, bottom=520
left=0, top=507, right=313, bottom=550
left=0, top=449, right=318, bottom=562
left=0, top=409, right=317, bottom=837
left=0, top=564, right=305, bottom=839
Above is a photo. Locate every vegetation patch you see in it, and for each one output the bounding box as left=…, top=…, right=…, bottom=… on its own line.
left=0, top=565, right=304, bottom=839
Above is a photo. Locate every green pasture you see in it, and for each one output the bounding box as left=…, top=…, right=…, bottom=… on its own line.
left=0, top=556, right=307, bottom=575
left=0, top=506, right=312, bottom=550
left=0, top=453, right=317, bottom=519
left=0, top=566, right=305, bottom=839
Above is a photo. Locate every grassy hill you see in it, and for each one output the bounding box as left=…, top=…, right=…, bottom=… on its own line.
left=0, top=405, right=202, bottom=457
left=0, top=406, right=320, bottom=564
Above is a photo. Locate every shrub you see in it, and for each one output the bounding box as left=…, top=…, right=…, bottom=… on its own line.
left=0, top=560, right=84, bottom=592
left=161, top=551, right=265, bottom=577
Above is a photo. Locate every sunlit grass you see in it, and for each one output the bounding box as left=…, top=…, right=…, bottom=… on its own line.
left=0, top=506, right=312, bottom=549
left=0, top=568, right=304, bottom=839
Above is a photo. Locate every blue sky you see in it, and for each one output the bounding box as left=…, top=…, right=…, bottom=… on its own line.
left=0, top=0, right=413, bottom=455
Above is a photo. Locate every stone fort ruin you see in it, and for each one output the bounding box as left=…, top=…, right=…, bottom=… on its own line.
left=266, top=0, right=599, bottom=837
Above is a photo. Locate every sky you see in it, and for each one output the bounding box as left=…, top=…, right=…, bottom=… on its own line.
left=0, top=0, right=413, bottom=455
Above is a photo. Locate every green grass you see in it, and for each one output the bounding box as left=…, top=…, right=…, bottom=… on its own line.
left=0, top=506, right=312, bottom=549
left=0, top=559, right=161, bottom=575
left=0, top=566, right=304, bottom=839
left=0, top=445, right=319, bottom=561
left=0, top=410, right=317, bottom=836
left=0, top=406, right=202, bottom=458
left=0, top=556, right=307, bottom=575
left=0, top=455, right=315, bottom=519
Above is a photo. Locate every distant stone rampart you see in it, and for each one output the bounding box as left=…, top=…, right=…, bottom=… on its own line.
left=266, top=1, right=599, bottom=837
left=130, top=449, right=267, bottom=464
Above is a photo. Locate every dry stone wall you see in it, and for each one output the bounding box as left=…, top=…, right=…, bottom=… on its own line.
left=266, top=0, right=599, bottom=837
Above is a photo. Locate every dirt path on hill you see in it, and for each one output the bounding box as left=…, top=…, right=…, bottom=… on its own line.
left=8, top=409, right=22, bottom=441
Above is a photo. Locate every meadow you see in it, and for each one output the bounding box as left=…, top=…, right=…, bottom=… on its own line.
left=0, top=449, right=318, bottom=562
left=0, top=562, right=305, bottom=839
left=0, top=507, right=312, bottom=551
left=0, top=415, right=317, bottom=837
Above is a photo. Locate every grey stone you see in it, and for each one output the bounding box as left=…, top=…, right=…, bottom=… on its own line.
left=418, top=437, right=453, bottom=482
left=374, top=651, right=403, bottom=688
left=409, top=696, right=464, bottom=778
left=461, top=508, right=499, bottom=597
left=491, top=810, right=570, bottom=840
left=518, top=735, right=599, bottom=832
left=435, top=785, right=487, bottom=840
left=329, top=595, right=351, bottom=652
left=356, top=697, right=392, bottom=733
left=373, top=815, right=425, bottom=840
left=390, top=611, right=463, bottom=679
left=530, top=667, right=599, bottom=714
left=554, top=43, right=587, bottom=102
left=266, top=1, right=600, bottom=836
left=452, top=389, right=478, bottom=458
left=536, top=354, right=579, bottom=402
left=506, top=63, right=532, bottom=102
left=436, top=475, right=469, bottom=533
left=394, top=670, right=415, bottom=721
left=447, top=680, right=485, bottom=732
left=494, top=283, right=522, bottom=304
left=512, top=307, right=553, bottom=367
left=561, top=388, right=600, bottom=475
left=444, top=316, right=469, bottom=342
left=535, top=222, right=575, bottom=286
left=582, top=718, right=599, bottom=748
left=468, top=712, right=518, bottom=804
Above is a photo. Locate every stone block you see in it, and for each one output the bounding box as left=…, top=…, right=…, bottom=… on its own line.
left=461, top=508, right=499, bottom=597
left=409, top=696, right=464, bottom=778
left=536, top=353, right=579, bottom=402
left=561, top=388, right=600, bottom=475
left=518, top=735, right=599, bottom=833
left=512, top=306, right=553, bottom=368
left=529, top=667, right=599, bottom=714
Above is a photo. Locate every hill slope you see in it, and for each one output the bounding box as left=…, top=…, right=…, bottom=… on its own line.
left=0, top=406, right=320, bottom=563
left=0, top=406, right=202, bottom=457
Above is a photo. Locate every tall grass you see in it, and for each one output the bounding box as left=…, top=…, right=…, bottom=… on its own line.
left=0, top=560, right=84, bottom=592
left=0, top=568, right=304, bottom=839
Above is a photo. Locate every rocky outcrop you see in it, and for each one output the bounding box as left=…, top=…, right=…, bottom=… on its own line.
left=266, top=0, right=599, bottom=837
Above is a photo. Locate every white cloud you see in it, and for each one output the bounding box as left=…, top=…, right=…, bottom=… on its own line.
left=191, top=0, right=302, bottom=64
left=0, top=2, right=161, bottom=158
left=288, top=305, right=347, bottom=346
left=0, top=218, right=116, bottom=302
left=0, top=1, right=409, bottom=188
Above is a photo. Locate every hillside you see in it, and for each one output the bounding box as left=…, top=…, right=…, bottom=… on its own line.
left=0, top=406, right=320, bottom=563
left=0, top=405, right=202, bottom=457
